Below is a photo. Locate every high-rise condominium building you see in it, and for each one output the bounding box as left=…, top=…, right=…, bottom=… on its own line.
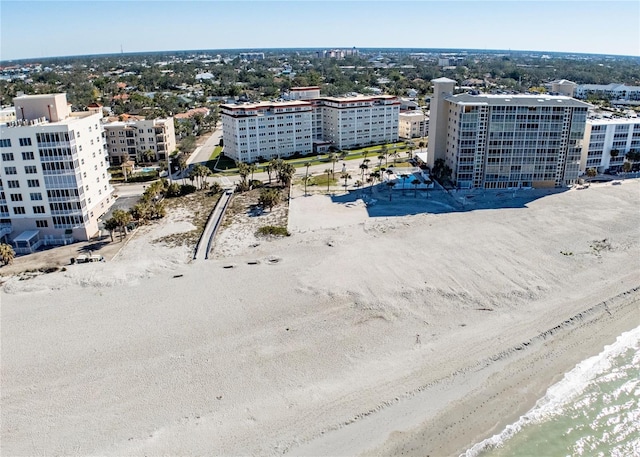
left=103, top=118, right=176, bottom=165
left=428, top=78, right=590, bottom=189
left=0, top=94, right=114, bottom=250
left=221, top=101, right=314, bottom=163
left=221, top=92, right=400, bottom=162
left=581, top=117, right=640, bottom=172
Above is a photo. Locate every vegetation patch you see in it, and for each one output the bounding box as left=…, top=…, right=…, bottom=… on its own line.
left=256, top=225, right=290, bottom=237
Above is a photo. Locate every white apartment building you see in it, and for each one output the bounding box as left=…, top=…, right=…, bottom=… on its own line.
left=312, top=94, right=400, bottom=150
left=581, top=117, right=640, bottom=172
left=221, top=92, right=400, bottom=161
left=0, top=93, right=114, bottom=250
left=398, top=110, right=428, bottom=139
left=574, top=83, right=640, bottom=102
left=103, top=117, right=176, bottom=165
left=221, top=100, right=314, bottom=163
left=428, top=78, right=590, bottom=189
left=286, top=86, right=321, bottom=101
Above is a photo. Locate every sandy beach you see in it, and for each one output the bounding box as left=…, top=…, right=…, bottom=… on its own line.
left=1, top=180, right=639, bottom=456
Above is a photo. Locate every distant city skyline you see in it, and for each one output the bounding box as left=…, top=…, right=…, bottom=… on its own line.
left=1, top=1, right=638, bottom=61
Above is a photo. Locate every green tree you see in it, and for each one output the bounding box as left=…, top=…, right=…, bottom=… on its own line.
left=279, top=163, right=296, bottom=186
left=380, top=144, right=389, bottom=165
left=0, top=243, right=16, bottom=266
left=111, top=209, right=132, bottom=242
left=329, top=153, right=339, bottom=177
left=325, top=168, right=332, bottom=193
left=586, top=168, right=597, bottom=177
left=104, top=218, right=119, bottom=242
left=258, top=188, right=281, bottom=212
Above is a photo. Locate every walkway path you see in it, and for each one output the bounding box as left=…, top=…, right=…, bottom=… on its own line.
left=192, top=189, right=233, bottom=261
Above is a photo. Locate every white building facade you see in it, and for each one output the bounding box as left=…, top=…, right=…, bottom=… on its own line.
left=312, top=94, right=400, bottom=150
left=581, top=117, right=640, bottom=172
left=221, top=101, right=314, bottom=163
left=103, top=117, right=176, bottom=165
left=574, top=83, right=640, bottom=102
left=428, top=78, right=590, bottom=189
left=0, top=94, right=114, bottom=248
left=221, top=93, right=400, bottom=161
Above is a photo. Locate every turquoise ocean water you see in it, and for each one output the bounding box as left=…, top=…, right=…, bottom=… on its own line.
left=462, top=325, right=640, bottom=457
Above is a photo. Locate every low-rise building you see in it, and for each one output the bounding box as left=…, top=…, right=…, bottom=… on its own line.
left=581, top=117, right=640, bottom=172
left=574, top=83, right=640, bottom=102
left=0, top=93, right=114, bottom=247
left=398, top=111, right=428, bottom=139
left=103, top=117, right=176, bottom=164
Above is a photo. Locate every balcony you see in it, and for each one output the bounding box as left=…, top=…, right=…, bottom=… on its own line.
left=0, top=223, right=12, bottom=238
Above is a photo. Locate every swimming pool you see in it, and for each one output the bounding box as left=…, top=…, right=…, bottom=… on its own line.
left=141, top=167, right=160, bottom=173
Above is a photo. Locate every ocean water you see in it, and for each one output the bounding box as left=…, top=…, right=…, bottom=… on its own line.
left=463, top=325, right=640, bottom=457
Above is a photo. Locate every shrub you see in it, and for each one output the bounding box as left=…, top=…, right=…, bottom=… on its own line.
left=166, top=182, right=182, bottom=197
left=257, top=226, right=290, bottom=237
left=180, top=184, right=197, bottom=195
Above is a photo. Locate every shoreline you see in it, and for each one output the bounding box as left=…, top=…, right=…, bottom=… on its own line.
left=2, top=181, right=639, bottom=456
left=285, top=284, right=640, bottom=457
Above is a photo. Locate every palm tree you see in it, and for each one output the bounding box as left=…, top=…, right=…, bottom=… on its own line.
left=304, top=161, right=312, bottom=180
left=177, top=156, right=188, bottom=184
left=0, top=243, right=15, bottom=266
left=586, top=168, right=597, bottom=177
left=380, top=144, right=389, bottom=165
left=377, top=154, right=385, bottom=171
left=279, top=163, right=296, bottom=187
left=412, top=178, right=420, bottom=197
left=104, top=218, right=119, bottom=242
left=329, top=153, right=338, bottom=177
left=258, top=188, right=281, bottom=212
left=610, top=149, right=620, bottom=158
left=237, top=161, right=250, bottom=190
left=248, top=162, right=258, bottom=183
left=324, top=168, right=332, bottom=192
left=370, top=170, right=381, bottom=185
left=391, top=149, right=400, bottom=164
left=341, top=171, right=351, bottom=190
left=265, top=163, right=274, bottom=184
left=386, top=181, right=395, bottom=201
left=304, top=174, right=312, bottom=196
left=400, top=173, right=409, bottom=195
left=111, top=209, right=132, bottom=242
left=359, top=162, right=369, bottom=183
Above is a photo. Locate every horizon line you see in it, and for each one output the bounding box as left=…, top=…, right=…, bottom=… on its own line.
left=2, top=46, right=639, bottom=64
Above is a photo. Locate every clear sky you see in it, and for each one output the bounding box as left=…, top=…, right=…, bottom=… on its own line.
left=1, top=1, right=638, bottom=61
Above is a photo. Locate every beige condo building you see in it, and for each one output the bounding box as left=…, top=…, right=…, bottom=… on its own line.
left=103, top=117, right=176, bottom=165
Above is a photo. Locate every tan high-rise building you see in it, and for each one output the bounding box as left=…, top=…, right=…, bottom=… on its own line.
left=427, top=84, right=591, bottom=189
left=426, top=77, right=456, bottom=168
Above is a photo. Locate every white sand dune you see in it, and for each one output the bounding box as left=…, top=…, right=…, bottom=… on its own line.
left=2, top=181, right=639, bottom=456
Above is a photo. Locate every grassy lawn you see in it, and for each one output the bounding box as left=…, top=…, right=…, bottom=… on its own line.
left=209, top=145, right=223, bottom=161
left=306, top=173, right=338, bottom=188
left=208, top=141, right=414, bottom=173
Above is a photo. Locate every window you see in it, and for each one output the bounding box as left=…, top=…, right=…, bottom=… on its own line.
left=7, top=180, right=19, bottom=188
left=33, top=205, right=46, bottom=214
left=36, top=220, right=48, bottom=228
left=22, top=151, right=35, bottom=160
left=25, top=165, right=37, bottom=174
left=27, top=179, right=40, bottom=187
left=3, top=166, right=16, bottom=175
left=1, top=153, right=14, bottom=161
left=13, top=206, right=25, bottom=215
left=0, top=139, right=11, bottom=148
left=10, top=193, right=22, bottom=201
left=19, top=138, right=32, bottom=146
left=30, top=192, right=42, bottom=201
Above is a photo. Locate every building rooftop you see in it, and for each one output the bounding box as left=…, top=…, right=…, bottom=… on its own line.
left=446, top=93, right=591, bottom=108
left=221, top=100, right=312, bottom=110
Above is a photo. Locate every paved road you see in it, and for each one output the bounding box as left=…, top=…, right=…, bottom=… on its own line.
left=187, top=122, right=223, bottom=166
